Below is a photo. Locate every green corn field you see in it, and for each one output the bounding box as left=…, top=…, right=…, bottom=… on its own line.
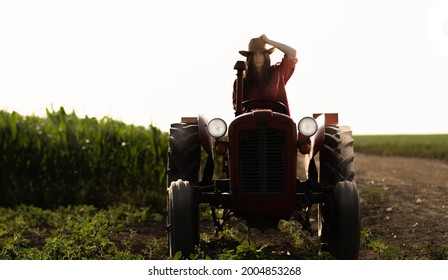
left=0, top=108, right=168, bottom=211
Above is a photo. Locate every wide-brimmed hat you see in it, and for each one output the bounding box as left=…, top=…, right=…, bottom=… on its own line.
left=239, top=37, right=275, bottom=57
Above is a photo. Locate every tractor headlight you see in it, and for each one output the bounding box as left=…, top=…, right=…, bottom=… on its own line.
left=298, top=117, right=318, bottom=137
left=207, top=118, right=227, bottom=138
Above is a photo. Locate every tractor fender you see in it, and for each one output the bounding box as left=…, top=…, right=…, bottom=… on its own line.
left=198, top=114, right=215, bottom=184
left=310, top=113, right=338, bottom=158
left=198, top=114, right=213, bottom=157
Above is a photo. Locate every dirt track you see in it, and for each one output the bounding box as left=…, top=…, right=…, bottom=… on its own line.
left=356, top=153, right=448, bottom=259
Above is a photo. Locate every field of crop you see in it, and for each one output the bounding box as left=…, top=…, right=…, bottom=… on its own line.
left=353, top=134, right=448, bottom=161
left=0, top=108, right=168, bottom=210
left=1, top=109, right=447, bottom=259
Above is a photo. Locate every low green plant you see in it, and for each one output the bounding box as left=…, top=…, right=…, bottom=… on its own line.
left=143, top=237, right=168, bottom=259
left=363, top=185, right=387, bottom=204
left=361, top=227, right=404, bottom=259
left=278, top=220, right=304, bottom=248
left=278, top=219, right=326, bottom=259
left=0, top=204, right=165, bottom=260
left=226, top=243, right=266, bottom=260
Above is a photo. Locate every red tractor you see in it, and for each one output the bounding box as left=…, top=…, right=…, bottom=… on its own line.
left=166, top=61, right=360, bottom=259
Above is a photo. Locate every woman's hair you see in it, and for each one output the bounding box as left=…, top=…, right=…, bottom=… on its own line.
left=245, top=52, right=272, bottom=90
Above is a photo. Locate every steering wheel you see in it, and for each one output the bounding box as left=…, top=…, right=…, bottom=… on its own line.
left=242, top=99, right=288, bottom=114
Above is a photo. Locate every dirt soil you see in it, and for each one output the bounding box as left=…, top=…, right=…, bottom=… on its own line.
left=355, top=153, right=448, bottom=259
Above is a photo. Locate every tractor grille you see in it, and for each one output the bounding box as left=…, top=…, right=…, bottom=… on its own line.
left=239, top=130, right=287, bottom=195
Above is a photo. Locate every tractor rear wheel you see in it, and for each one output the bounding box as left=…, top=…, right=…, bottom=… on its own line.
left=318, top=125, right=360, bottom=259
left=319, top=125, right=355, bottom=184
left=167, top=122, right=201, bottom=188
left=167, top=180, right=199, bottom=258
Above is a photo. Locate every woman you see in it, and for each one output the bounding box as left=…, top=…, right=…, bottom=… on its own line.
left=233, top=34, right=297, bottom=115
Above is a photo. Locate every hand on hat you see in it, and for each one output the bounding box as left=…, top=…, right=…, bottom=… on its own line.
left=260, top=34, right=271, bottom=45
left=259, top=34, right=296, bottom=59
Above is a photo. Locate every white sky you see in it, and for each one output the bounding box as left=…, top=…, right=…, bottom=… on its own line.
left=1, top=0, right=447, bottom=135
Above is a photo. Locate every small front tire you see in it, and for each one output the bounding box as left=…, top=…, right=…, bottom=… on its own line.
left=167, top=180, right=199, bottom=258
left=319, top=181, right=360, bottom=259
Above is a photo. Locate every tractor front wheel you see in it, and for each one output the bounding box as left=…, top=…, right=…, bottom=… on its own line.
left=167, top=180, right=199, bottom=258
left=319, top=181, right=360, bottom=259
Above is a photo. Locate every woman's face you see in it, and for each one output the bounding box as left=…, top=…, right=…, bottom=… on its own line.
left=252, top=51, right=265, bottom=70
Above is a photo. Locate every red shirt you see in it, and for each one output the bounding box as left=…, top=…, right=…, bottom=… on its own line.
left=233, top=54, right=298, bottom=115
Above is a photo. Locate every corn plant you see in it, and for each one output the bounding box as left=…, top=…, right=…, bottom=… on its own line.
left=0, top=108, right=168, bottom=210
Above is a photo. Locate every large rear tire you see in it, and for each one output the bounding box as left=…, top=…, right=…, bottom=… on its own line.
left=318, top=125, right=360, bottom=259
left=167, top=123, right=201, bottom=188
left=320, top=125, right=355, bottom=184
left=167, top=180, right=199, bottom=258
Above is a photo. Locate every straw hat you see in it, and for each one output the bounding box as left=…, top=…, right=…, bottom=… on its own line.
left=239, top=37, right=275, bottom=57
